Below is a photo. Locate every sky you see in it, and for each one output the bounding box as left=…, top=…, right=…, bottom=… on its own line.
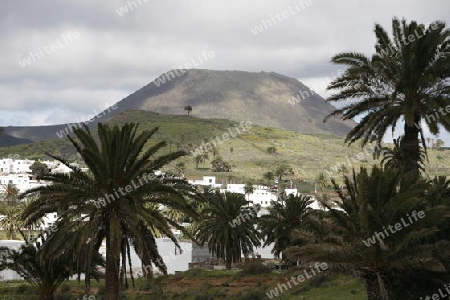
left=1, top=0, right=449, bottom=143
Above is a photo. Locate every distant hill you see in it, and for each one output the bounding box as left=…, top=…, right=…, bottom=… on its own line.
left=1, top=110, right=449, bottom=182
left=0, top=133, right=32, bottom=147
left=111, top=69, right=355, bottom=135
left=3, top=69, right=356, bottom=146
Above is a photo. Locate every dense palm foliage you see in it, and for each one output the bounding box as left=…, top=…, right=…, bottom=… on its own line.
left=20, top=123, right=202, bottom=300
left=0, top=203, right=22, bottom=239
left=0, top=232, right=104, bottom=300
left=380, top=135, right=426, bottom=172
left=258, top=194, right=312, bottom=260
left=286, top=166, right=450, bottom=300
left=0, top=182, right=20, bottom=206
left=194, top=192, right=260, bottom=270
left=325, top=18, right=450, bottom=173
left=0, top=183, right=24, bottom=239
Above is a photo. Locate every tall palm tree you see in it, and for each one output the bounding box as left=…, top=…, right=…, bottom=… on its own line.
left=325, top=18, right=450, bottom=173
left=194, top=192, right=260, bottom=270
left=258, top=194, right=312, bottom=260
left=244, top=181, right=254, bottom=201
left=286, top=166, right=450, bottom=299
left=20, top=123, right=202, bottom=300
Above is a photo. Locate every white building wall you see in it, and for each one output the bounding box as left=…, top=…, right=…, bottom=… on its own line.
left=188, top=176, right=221, bottom=188
left=0, top=174, right=33, bottom=193
left=0, top=159, right=34, bottom=174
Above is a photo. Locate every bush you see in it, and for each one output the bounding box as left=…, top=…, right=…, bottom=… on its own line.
left=96, top=286, right=106, bottom=296
left=60, top=284, right=71, bottom=293
left=239, top=262, right=272, bottom=276
left=238, top=290, right=266, bottom=300
left=184, top=268, right=205, bottom=277
left=308, top=274, right=332, bottom=288
left=16, top=284, right=29, bottom=294
left=54, top=294, right=71, bottom=300
left=194, top=295, right=214, bottom=300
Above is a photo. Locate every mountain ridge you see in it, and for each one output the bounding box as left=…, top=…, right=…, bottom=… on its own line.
left=3, top=69, right=356, bottom=146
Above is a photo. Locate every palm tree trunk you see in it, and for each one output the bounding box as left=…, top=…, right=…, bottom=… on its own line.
left=225, top=247, right=232, bottom=270
left=403, top=116, right=420, bottom=174
left=365, top=272, right=388, bottom=300
left=105, top=236, right=120, bottom=300
left=225, top=257, right=232, bottom=270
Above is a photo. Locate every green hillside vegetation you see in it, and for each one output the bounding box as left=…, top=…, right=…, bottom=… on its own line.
left=1, top=110, right=449, bottom=184
left=0, top=271, right=367, bottom=299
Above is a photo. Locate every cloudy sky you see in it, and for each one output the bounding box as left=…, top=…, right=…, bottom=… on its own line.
left=1, top=0, right=449, bottom=142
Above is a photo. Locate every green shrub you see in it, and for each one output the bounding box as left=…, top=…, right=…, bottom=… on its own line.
left=54, top=294, right=71, bottom=300
left=194, top=295, right=214, bottom=300
left=184, top=268, right=205, bottom=277
left=96, top=286, right=106, bottom=296
left=308, top=274, right=332, bottom=288
left=237, top=290, right=266, bottom=300
left=16, top=284, right=29, bottom=294
left=239, top=262, right=272, bottom=276
left=60, top=284, right=71, bottom=293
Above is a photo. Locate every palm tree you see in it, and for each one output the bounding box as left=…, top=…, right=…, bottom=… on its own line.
left=274, top=165, right=294, bottom=183
left=263, top=171, right=274, bottom=186
left=436, top=138, right=445, bottom=150
left=174, top=162, right=186, bottom=178
left=194, top=192, right=260, bottom=270
left=258, top=194, right=312, bottom=260
left=20, top=123, right=201, bottom=300
left=286, top=166, right=450, bottom=299
left=184, top=105, right=192, bottom=115
left=0, top=182, right=20, bottom=206
left=0, top=203, right=22, bottom=240
left=325, top=18, right=450, bottom=174
left=243, top=181, right=254, bottom=201
left=380, top=136, right=426, bottom=173
left=426, top=175, right=450, bottom=206
left=0, top=232, right=105, bottom=300
left=193, top=153, right=208, bottom=169
left=314, top=172, right=328, bottom=192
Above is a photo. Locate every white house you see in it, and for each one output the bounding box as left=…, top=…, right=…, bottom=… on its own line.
left=0, top=159, right=34, bottom=174
left=186, top=176, right=315, bottom=209
left=50, top=162, right=78, bottom=174
left=0, top=174, right=32, bottom=193
left=188, top=176, right=221, bottom=188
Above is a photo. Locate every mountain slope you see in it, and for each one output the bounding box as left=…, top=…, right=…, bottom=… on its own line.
left=3, top=69, right=355, bottom=145
left=1, top=110, right=449, bottom=182
left=112, top=69, right=355, bottom=135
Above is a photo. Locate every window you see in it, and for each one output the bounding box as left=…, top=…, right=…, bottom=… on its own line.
left=209, top=179, right=212, bottom=183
